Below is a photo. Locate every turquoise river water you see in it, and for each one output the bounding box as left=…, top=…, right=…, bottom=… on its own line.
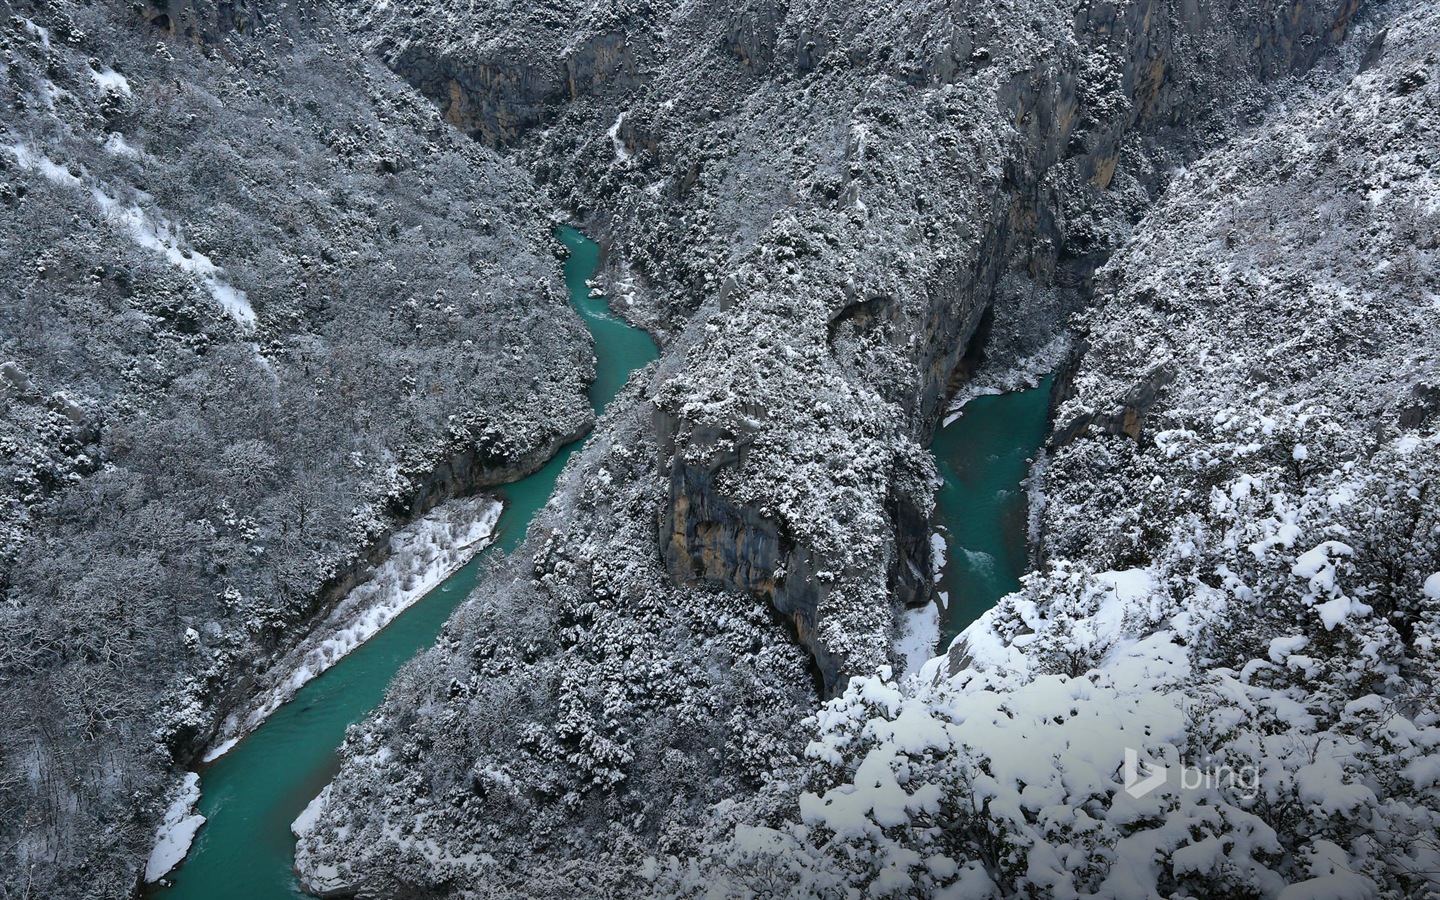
left=932, top=376, right=1055, bottom=646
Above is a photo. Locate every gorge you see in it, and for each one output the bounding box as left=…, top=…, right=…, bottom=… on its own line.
left=3, top=0, right=1438, bottom=898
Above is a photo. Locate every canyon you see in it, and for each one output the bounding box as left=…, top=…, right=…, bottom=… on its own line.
left=2, top=0, right=1436, bottom=897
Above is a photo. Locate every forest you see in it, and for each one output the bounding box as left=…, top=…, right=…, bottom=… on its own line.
left=0, top=1, right=590, bottom=894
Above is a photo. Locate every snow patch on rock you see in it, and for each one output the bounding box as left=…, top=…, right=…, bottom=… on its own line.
left=204, top=495, right=502, bottom=761
left=144, top=772, right=204, bottom=883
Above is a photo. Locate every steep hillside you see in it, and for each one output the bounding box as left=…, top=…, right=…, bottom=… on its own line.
left=294, top=0, right=1382, bottom=895
left=673, top=4, right=1439, bottom=896
left=0, top=1, right=589, bottom=895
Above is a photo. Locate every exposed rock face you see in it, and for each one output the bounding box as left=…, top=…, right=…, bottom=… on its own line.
left=403, top=53, right=562, bottom=144
left=398, top=417, right=592, bottom=522
left=658, top=408, right=843, bottom=688
left=723, top=0, right=786, bottom=74
left=371, top=27, right=653, bottom=144
left=142, top=0, right=259, bottom=41
left=1049, top=350, right=1178, bottom=445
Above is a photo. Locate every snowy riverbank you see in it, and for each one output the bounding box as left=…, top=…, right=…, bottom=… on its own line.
left=144, top=773, right=205, bottom=884
left=203, top=495, right=504, bottom=762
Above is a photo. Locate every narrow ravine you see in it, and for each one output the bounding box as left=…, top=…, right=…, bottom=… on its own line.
left=150, top=227, right=657, bottom=900
left=932, top=375, right=1055, bottom=647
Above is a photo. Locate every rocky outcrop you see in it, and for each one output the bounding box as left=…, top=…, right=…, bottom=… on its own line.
left=142, top=0, right=258, bottom=41
left=393, top=49, right=564, bottom=145
left=724, top=0, right=786, bottom=74
left=1049, top=353, right=1178, bottom=446
left=396, top=419, right=592, bottom=522
left=657, top=408, right=844, bottom=690
left=371, top=26, right=653, bottom=145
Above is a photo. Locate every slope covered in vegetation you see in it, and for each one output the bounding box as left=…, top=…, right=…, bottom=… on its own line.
left=675, top=5, right=1440, bottom=895
left=0, top=1, right=589, bottom=895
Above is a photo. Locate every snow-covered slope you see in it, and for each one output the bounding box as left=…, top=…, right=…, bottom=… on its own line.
left=672, top=5, right=1439, bottom=896
left=0, top=1, right=590, bottom=895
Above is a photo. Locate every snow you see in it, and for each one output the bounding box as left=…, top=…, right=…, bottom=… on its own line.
left=1276, top=874, right=1380, bottom=900
left=90, top=67, right=132, bottom=96
left=607, top=112, right=632, bottom=162
left=802, top=625, right=1198, bottom=890
left=292, top=784, right=332, bottom=838
left=942, top=335, right=1068, bottom=426
left=1402, top=753, right=1440, bottom=790
left=943, top=605, right=1027, bottom=673
left=894, top=600, right=940, bottom=679
left=1291, top=541, right=1370, bottom=629
left=102, top=132, right=143, bottom=158
left=20, top=17, right=51, bottom=50
left=1292, top=541, right=1354, bottom=585
left=5, top=143, right=255, bottom=330
left=1424, top=572, right=1440, bottom=601
left=5, top=144, right=81, bottom=188
left=1096, top=568, right=1153, bottom=604
left=144, top=772, right=205, bottom=883
left=1268, top=635, right=1309, bottom=664
left=88, top=187, right=257, bottom=331
left=204, top=495, right=503, bottom=762
left=202, top=737, right=239, bottom=762
left=1295, top=756, right=1376, bottom=815
left=1277, top=841, right=1381, bottom=900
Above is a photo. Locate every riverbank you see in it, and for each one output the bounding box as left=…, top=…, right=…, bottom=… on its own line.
left=200, top=496, right=504, bottom=765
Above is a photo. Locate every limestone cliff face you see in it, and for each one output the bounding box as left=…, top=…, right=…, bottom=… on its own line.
left=723, top=0, right=786, bottom=74
left=651, top=224, right=1013, bottom=692
left=375, top=28, right=651, bottom=144
left=142, top=0, right=259, bottom=41
left=1049, top=347, right=1178, bottom=446
left=657, top=407, right=844, bottom=689
left=385, top=46, right=566, bottom=145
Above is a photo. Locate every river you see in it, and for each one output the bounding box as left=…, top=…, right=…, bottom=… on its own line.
left=151, top=227, right=658, bottom=900
left=932, top=376, right=1055, bottom=647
